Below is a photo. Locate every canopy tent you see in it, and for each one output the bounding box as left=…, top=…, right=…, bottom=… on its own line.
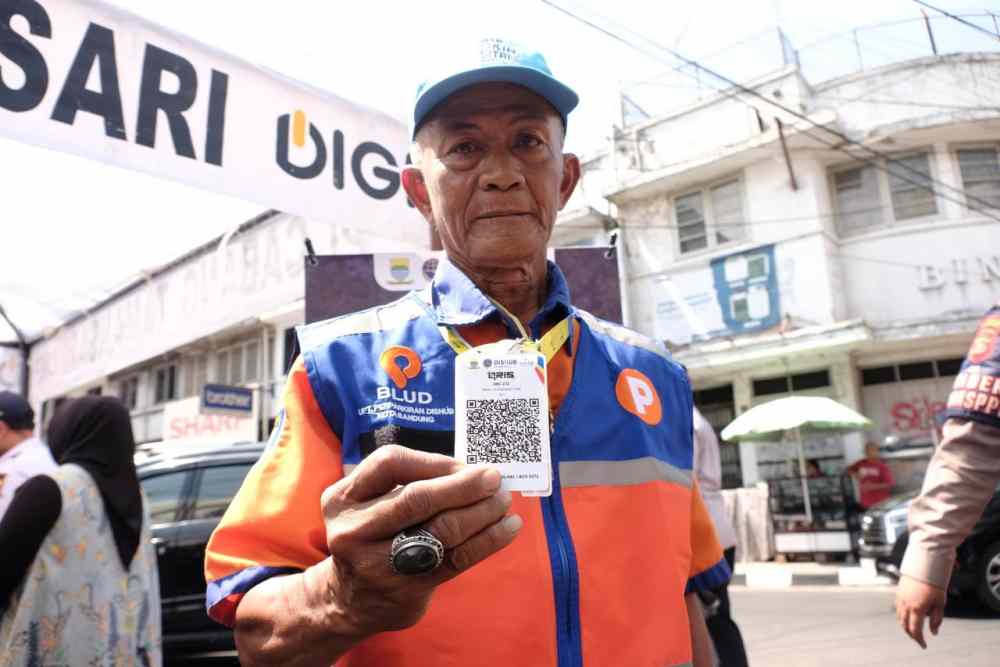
left=721, top=396, right=872, bottom=522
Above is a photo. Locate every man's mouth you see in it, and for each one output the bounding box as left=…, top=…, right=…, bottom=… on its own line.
left=474, top=211, right=534, bottom=221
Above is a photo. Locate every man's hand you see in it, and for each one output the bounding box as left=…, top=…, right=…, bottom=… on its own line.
left=234, top=446, right=520, bottom=666
left=320, top=445, right=521, bottom=636
left=895, top=574, right=947, bottom=649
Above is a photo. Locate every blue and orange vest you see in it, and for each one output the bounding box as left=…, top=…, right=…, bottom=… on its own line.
left=206, top=259, right=729, bottom=667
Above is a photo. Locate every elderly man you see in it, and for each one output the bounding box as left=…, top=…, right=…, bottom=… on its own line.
left=206, top=39, right=728, bottom=667
left=896, top=304, right=1000, bottom=648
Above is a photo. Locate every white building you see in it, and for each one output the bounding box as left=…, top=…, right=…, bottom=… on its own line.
left=557, top=46, right=1000, bottom=490
left=28, top=213, right=428, bottom=443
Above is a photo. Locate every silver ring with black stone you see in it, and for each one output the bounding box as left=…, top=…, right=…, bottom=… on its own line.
left=390, top=528, right=445, bottom=576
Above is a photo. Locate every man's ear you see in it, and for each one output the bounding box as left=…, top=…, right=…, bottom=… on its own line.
left=402, top=167, right=434, bottom=225
left=558, top=153, right=581, bottom=211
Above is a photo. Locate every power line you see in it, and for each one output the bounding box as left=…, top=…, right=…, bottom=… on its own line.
left=912, top=1, right=1000, bottom=41
left=811, top=94, right=1000, bottom=113
left=559, top=199, right=1000, bottom=230
left=540, top=0, right=1000, bottom=226
left=544, top=0, right=1000, bottom=221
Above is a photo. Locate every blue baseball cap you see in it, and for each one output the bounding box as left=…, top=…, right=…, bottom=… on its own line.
left=411, top=38, right=579, bottom=139
left=0, top=391, right=34, bottom=430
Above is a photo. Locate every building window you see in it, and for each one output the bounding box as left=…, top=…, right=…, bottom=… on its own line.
left=673, top=177, right=747, bottom=255
left=153, top=364, right=177, bottom=404
left=831, top=150, right=938, bottom=235
left=753, top=369, right=831, bottom=397
left=935, top=357, right=964, bottom=376
left=119, top=376, right=139, bottom=410
left=216, top=339, right=266, bottom=386
left=833, top=164, right=881, bottom=232
left=860, top=357, right=965, bottom=386
left=245, top=341, right=260, bottom=382
left=182, top=354, right=208, bottom=397
left=957, top=147, right=1000, bottom=210
left=229, top=346, right=244, bottom=385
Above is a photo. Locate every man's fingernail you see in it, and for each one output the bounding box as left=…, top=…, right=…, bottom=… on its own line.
left=482, top=468, right=502, bottom=492
left=503, top=514, right=523, bottom=534
left=498, top=489, right=512, bottom=507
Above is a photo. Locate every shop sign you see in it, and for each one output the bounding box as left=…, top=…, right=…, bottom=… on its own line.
left=201, top=384, right=253, bottom=414
left=163, top=396, right=256, bottom=442
left=917, top=256, right=1000, bottom=291
left=654, top=244, right=781, bottom=344
left=861, top=376, right=953, bottom=443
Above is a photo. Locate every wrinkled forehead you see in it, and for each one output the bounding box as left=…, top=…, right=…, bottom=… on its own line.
left=417, top=82, right=562, bottom=139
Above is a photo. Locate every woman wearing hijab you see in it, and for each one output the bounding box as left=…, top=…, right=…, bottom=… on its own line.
left=0, top=396, right=161, bottom=666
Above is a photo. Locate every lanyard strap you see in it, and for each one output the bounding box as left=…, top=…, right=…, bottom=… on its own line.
left=438, top=316, right=571, bottom=363
left=412, top=290, right=572, bottom=363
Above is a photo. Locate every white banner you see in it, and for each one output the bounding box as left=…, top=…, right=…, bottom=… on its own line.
left=0, top=348, right=23, bottom=393
left=0, top=0, right=424, bottom=241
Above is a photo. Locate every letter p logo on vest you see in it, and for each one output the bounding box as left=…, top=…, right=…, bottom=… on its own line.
left=616, top=368, right=662, bottom=426
left=380, top=346, right=423, bottom=389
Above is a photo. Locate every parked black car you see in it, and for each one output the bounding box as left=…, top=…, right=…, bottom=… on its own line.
left=859, top=484, right=1000, bottom=612
left=136, top=440, right=265, bottom=658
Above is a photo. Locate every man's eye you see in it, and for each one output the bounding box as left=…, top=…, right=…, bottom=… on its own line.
left=516, top=134, right=543, bottom=148
left=450, top=142, right=479, bottom=155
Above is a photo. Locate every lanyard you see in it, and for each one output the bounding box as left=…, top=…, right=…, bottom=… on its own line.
left=414, top=290, right=572, bottom=363
left=438, top=316, right=571, bottom=363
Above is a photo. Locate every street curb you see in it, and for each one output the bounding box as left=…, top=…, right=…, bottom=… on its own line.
left=731, top=568, right=893, bottom=588
left=732, top=573, right=839, bottom=587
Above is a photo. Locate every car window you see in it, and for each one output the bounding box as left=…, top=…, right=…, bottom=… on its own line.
left=192, top=463, right=253, bottom=520
left=140, top=471, right=191, bottom=523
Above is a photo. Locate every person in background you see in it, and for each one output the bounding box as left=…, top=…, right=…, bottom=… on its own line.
left=693, top=408, right=750, bottom=667
left=806, top=459, right=823, bottom=479
left=847, top=442, right=894, bottom=509
left=896, top=304, right=1000, bottom=649
left=0, top=391, right=56, bottom=520
left=0, top=396, right=161, bottom=666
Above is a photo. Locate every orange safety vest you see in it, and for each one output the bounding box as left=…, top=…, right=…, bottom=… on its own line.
left=206, top=260, right=727, bottom=666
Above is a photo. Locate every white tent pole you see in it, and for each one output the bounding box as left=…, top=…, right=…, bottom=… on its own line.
left=796, top=426, right=813, bottom=524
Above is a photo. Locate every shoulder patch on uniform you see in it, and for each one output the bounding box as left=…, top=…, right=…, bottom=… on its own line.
left=296, top=294, right=426, bottom=352
left=576, top=309, right=672, bottom=362
left=942, top=305, right=1000, bottom=428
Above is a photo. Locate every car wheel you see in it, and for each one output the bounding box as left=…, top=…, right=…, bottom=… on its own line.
left=976, top=540, right=1000, bottom=613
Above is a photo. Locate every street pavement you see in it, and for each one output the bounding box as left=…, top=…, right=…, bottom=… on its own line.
left=168, top=587, right=1000, bottom=666
left=732, top=586, right=1000, bottom=666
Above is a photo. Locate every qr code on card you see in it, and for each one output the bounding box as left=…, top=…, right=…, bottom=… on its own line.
left=464, top=398, right=542, bottom=464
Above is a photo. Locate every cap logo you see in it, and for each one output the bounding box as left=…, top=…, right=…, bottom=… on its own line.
left=480, top=38, right=521, bottom=65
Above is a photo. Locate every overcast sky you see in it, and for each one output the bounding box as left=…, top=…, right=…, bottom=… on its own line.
left=2, top=0, right=997, bottom=340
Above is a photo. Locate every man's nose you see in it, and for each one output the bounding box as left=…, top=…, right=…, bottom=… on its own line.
left=479, top=152, right=525, bottom=192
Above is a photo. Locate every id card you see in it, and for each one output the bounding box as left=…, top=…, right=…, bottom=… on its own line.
left=454, top=340, right=552, bottom=496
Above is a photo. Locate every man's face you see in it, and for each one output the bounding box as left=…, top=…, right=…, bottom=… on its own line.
left=865, top=443, right=880, bottom=460
left=0, top=420, right=13, bottom=453
left=405, top=83, right=579, bottom=272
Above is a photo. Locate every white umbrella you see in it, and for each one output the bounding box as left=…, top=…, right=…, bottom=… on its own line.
left=721, top=396, right=873, bottom=523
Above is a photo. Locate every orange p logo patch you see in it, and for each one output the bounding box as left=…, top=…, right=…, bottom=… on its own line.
left=380, top=346, right=422, bottom=389
left=616, top=368, right=662, bottom=426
